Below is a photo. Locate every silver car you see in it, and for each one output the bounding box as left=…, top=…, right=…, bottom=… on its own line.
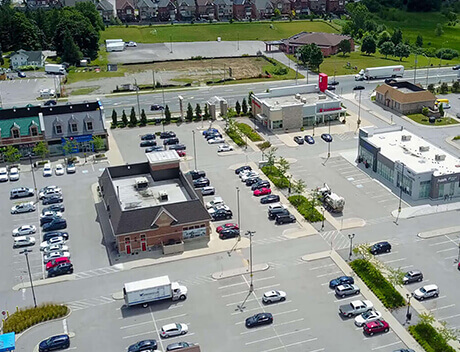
left=11, top=202, right=36, bottom=214
left=414, top=284, right=439, bottom=300
left=335, top=284, right=360, bottom=298
left=262, top=290, right=287, bottom=304
left=43, top=251, right=71, bottom=263
left=13, top=236, right=36, bottom=249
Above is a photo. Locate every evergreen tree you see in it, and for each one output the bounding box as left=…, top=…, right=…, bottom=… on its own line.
left=235, top=100, right=241, bottom=115
left=377, top=31, right=391, bottom=48
left=165, top=105, right=171, bottom=123
left=415, top=35, right=423, bottom=48
left=391, top=28, right=403, bottom=45
left=111, top=110, right=118, bottom=126
left=61, top=29, right=82, bottom=65
left=435, top=23, right=443, bottom=36
left=248, top=91, right=253, bottom=112
left=130, top=107, right=137, bottom=126
left=204, top=104, right=210, bottom=118
left=140, top=109, right=147, bottom=126
left=195, top=103, right=202, bottom=118
left=121, top=110, right=128, bottom=126
left=242, top=98, right=248, bottom=115
left=186, top=103, right=194, bottom=121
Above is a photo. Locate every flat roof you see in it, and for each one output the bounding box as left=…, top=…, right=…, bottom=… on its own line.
left=112, top=173, right=190, bottom=211
left=261, top=92, right=335, bottom=109
left=146, top=150, right=180, bottom=164
left=366, top=129, right=460, bottom=175
left=124, top=275, right=170, bottom=292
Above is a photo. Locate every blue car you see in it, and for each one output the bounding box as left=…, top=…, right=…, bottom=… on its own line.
left=203, top=128, right=219, bottom=136
left=43, top=218, right=67, bottom=231
left=329, top=276, right=354, bottom=288
left=321, top=133, right=333, bottom=143
left=39, top=334, right=70, bottom=352
left=304, top=135, right=315, bottom=144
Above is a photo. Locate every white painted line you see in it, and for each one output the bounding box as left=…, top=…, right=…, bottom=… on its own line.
left=231, top=300, right=292, bottom=315
left=122, top=330, right=157, bottom=339
left=371, top=341, right=402, bottom=350
left=309, top=263, right=336, bottom=271
left=257, top=338, right=318, bottom=352
left=63, top=319, right=68, bottom=334
left=445, top=255, right=458, bottom=260
left=399, top=265, right=414, bottom=270
left=334, top=295, right=362, bottom=303
left=227, top=298, right=257, bottom=306
left=240, top=318, right=305, bottom=335
left=430, top=304, right=455, bottom=312
left=439, top=313, right=460, bottom=321
left=120, top=321, right=152, bottom=330
left=383, top=258, right=407, bottom=264
left=436, top=248, right=456, bottom=253
left=155, top=313, right=187, bottom=322
left=245, top=328, right=311, bottom=345
left=363, top=331, right=394, bottom=340
left=429, top=240, right=454, bottom=246
left=316, top=271, right=342, bottom=278
left=222, top=290, right=249, bottom=298
left=255, top=284, right=280, bottom=291
left=378, top=251, right=399, bottom=257
left=219, top=276, right=275, bottom=289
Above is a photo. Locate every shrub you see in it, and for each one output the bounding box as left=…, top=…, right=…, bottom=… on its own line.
left=409, top=322, right=456, bottom=352
left=272, top=65, right=288, bottom=75
left=435, top=48, right=459, bottom=60
left=288, top=195, right=324, bottom=222
left=261, top=165, right=289, bottom=188
left=422, top=107, right=429, bottom=116
left=453, top=135, right=460, bottom=140
left=3, top=304, right=68, bottom=334
left=236, top=123, right=263, bottom=142
left=226, top=129, right=246, bottom=146
left=350, top=259, right=405, bottom=309
left=258, top=141, right=271, bottom=150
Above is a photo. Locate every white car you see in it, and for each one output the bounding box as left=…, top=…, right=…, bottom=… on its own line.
left=55, top=164, right=65, bottom=176
left=13, top=236, right=36, bottom=249
left=262, top=290, right=287, bottom=304
left=11, top=202, right=36, bottom=214
left=241, top=172, right=259, bottom=182
left=208, top=137, right=225, bottom=144
left=66, top=164, right=76, bottom=174
left=160, top=323, right=188, bottom=338
left=0, top=167, right=8, bottom=182
left=40, top=211, right=63, bottom=219
left=12, top=225, right=37, bottom=237
left=218, top=144, right=233, bottom=153
left=207, top=204, right=231, bottom=215
left=40, top=237, right=66, bottom=250
left=39, top=187, right=62, bottom=200
left=126, top=41, right=137, bottom=47
left=239, top=169, right=253, bottom=179
left=9, top=167, right=19, bottom=181
left=43, top=244, right=69, bottom=254
left=354, top=310, right=382, bottom=327
left=43, top=251, right=71, bottom=264
left=414, top=284, right=439, bottom=300
left=206, top=197, right=224, bottom=209
left=43, top=163, right=52, bottom=177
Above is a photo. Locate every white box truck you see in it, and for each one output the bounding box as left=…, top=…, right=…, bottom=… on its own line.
left=355, top=65, right=404, bottom=81
left=45, top=64, right=66, bottom=75
left=124, top=276, right=188, bottom=307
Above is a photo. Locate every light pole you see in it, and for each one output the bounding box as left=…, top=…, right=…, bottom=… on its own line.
left=321, top=207, right=325, bottom=231
left=357, top=89, right=362, bottom=132
left=422, top=53, right=431, bottom=88
left=246, top=230, right=255, bottom=292
left=348, top=233, right=355, bottom=261
left=192, top=130, right=197, bottom=170
left=236, top=187, right=240, bottom=228
left=134, top=78, right=141, bottom=118
left=456, top=241, right=460, bottom=263
left=20, top=249, right=37, bottom=308
left=28, top=154, right=38, bottom=203
left=395, top=162, right=405, bottom=225
left=439, top=41, right=448, bottom=72
left=406, top=293, right=413, bottom=324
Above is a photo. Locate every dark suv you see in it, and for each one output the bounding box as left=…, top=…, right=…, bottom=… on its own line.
left=212, top=209, right=232, bottom=221
left=403, top=270, right=423, bottom=284
left=268, top=208, right=289, bottom=220
left=163, top=137, right=179, bottom=145
left=251, top=180, right=270, bottom=191
left=43, top=219, right=67, bottom=231
left=39, top=334, right=70, bottom=352
left=47, top=263, right=74, bottom=277
left=160, top=131, right=176, bottom=139
left=370, top=241, right=391, bottom=255
left=275, top=213, right=296, bottom=225
left=188, top=170, right=206, bottom=180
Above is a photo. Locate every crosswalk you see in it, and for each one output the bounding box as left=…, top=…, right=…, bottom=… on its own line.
left=364, top=215, right=394, bottom=226
left=318, top=230, right=350, bottom=250
left=66, top=295, right=117, bottom=311
left=335, top=132, right=357, bottom=141
left=73, top=266, right=123, bottom=280
left=252, top=234, right=290, bottom=245
left=178, top=274, right=217, bottom=287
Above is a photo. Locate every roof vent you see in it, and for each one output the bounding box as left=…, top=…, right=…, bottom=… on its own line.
left=295, top=93, right=301, bottom=100
left=419, top=146, right=430, bottom=152
left=435, top=154, right=446, bottom=161
left=301, top=97, right=307, bottom=103
left=401, top=135, right=412, bottom=141
left=158, top=190, right=168, bottom=201
left=135, top=177, right=149, bottom=190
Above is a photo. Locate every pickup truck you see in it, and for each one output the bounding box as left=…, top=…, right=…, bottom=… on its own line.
left=339, top=300, right=374, bottom=318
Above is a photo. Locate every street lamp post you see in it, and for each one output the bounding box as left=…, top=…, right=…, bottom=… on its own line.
left=28, top=154, right=38, bottom=203
left=321, top=207, right=325, bottom=231
left=20, top=249, right=37, bottom=308
left=422, top=53, right=431, bottom=88
left=357, top=89, right=362, bottom=131
left=395, top=162, right=405, bottom=225
left=456, top=241, right=460, bottom=263
left=134, top=78, right=141, bottom=118
left=246, top=230, right=255, bottom=292
left=192, top=130, right=197, bottom=170
left=236, top=187, right=240, bottom=228
left=348, top=233, right=355, bottom=261
left=406, top=293, right=413, bottom=324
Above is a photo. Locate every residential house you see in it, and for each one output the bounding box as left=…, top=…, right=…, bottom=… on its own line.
left=10, top=50, right=45, bottom=70
left=196, top=0, right=215, bottom=20
left=116, top=0, right=136, bottom=21
left=326, top=0, right=344, bottom=13
left=24, top=0, right=62, bottom=9
left=137, top=0, right=157, bottom=20
left=95, top=0, right=115, bottom=21
left=254, top=0, right=273, bottom=18
left=289, top=0, right=309, bottom=16
left=157, top=0, right=176, bottom=21
left=233, top=0, right=255, bottom=20
left=279, top=32, right=354, bottom=56
left=177, top=0, right=195, bottom=20
left=309, top=0, right=325, bottom=12
left=270, top=0, right=291, bottom=17
left=214, top=0, right=232, bottom=20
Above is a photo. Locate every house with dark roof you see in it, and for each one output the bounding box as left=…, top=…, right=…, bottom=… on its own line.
left=279, top=32, right=354, bottom=57
left=98, top=151, right=211, bottom=255
left=309, top=0, right=326, bottom=12
left=326, top=0, right=345, bottom=13
left=254, top=0, right=273, bottom=18
left=196, top=0, right=215, bottom=20
left=95, top=0, right=115, bottom=21
left=375, top=81, right=436, bottom=115
left=270, top=0, right=291, bottom=17
left=214, top=0, right=232, bottom=20
left=116, top=0, right=136, bottom=21
left=177, top=0, right=195, bottom=20
left=289, top=0, right=309, bottom=16
left=137, top=0, right=157, bottom=19
left=10, top=50, right=45, bottom=70
left=157, top=0, right=176, bottom=20
left=233, top=0, right=254, bottom=19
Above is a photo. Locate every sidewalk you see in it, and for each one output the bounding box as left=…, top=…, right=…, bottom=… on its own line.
left=418, top=225, right=460, bottom=239
left=105, top=131, right=124, bottom=166
left=391, top=201, right=460, bottom=219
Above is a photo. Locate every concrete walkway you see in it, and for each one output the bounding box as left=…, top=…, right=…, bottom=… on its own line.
left=391, top=202, right=460, bottom=219
left=418, top=225, right=460, bottom=239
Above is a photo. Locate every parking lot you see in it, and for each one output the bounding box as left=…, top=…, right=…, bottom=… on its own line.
left=0, top=76, right=57, bottom=107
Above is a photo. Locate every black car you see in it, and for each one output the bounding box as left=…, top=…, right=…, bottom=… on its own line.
left=169, top=144, right=186, bottom=151
left=42, top=204, right=65, bottom=213
left=251, top=180, right=270, bottom=191
left=163, top=137, right=179, bottom=145
left=245, top=313, right=273, bottom=328
left=188, top=170, right=206, bottom=180
left=329, top=276, right=354, bottom=288
left=145, top=146, right=164, bottom=153
left=47, top=263, right=74, bottom=277
left=160, top=131, right=176, bottom=139
left=151, top=104, right=164, bottom=111
left=327, top=85, right=336, bottom=90
left=275, top=213, right=296, bottom=225
left=235, top=165, right=252, bottom=175
left=39, top=334, right=70, bottom=352
left=321, top=133, right=333, bottom=142
left=219, top=228, right=240, bottom=239
left=260, top=194, right=280, bottom=204
left=452, top=65, right=460, bottom=70
left=141, top=133, right=156, bottom=140
left=44, top=100, right=57, bottom=106
left=43, top=218, right=67, bottom=231
left=43, top=195, right=63, bottom=205
left=294, top=136, right=304, bottom=145
left=268, top=208, right=289, bottom=220
left=140, top=140, right=157, bottom=147
left=353, top=85, right=365, bottom=91
left=245, top=177, right=261, bottom=186
left=403, top=270, right=423, bottom=285
left=329, top=80, right=339, bottom=86
left=304, top=135, right=315, bottom=144
left=384, top=78, right=397, bottom=84
left=40, top=213, right=62, bottom=226
left=43, top=231, right=69, bottom=242
left=205, top=133, right=222, bottom=141
left=370, top=241, right=391, bottom=255
left=212, top=209, right=232, bottom=221
left=18, top=71, right=26, bottom=78
left=128, top=339, right=158, bottom=352
left=166, top=342, right=193, bottom=351
left=193, top=177, right=210, bottom=188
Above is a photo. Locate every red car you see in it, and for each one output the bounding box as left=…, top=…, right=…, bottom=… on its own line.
left=46, top=257, right=71, bottom=271
left=176, top=150, right=186, bottom=157
left=363, top=319, right=389, bottom=336
left=253, top=187, right=271, bottom=197
left=216, top=223, right=239, bottom=234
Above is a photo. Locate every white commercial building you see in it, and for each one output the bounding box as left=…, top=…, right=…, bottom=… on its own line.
left=358, top=126, right=460, bottom=200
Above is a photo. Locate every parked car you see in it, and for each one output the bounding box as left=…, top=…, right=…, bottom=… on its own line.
left=363, top=319, right=389, bottom=336
left=43, top=163, right=53, bottom=177
left=39, top=188, right=62, bottom=200
left=208, top=137, right=225, bottom=144
left=262, top=290, right=286, bottom=304
left=18, top=71, right=26, bottom=78
left=353, top=85, right=365, bottom=90
left=321, top=133, right=333, bottom=142
left=218, top=144, right=233, bottom=152
left=55, top=164, right=65, bottom=176
left=330, top=80, right=339, bottom=85
left=327, top=85, right=336, bottom=90
left=40, top=237, right=66, bottom=250
left=9, top=167, right=19, bottom=181
left=202, top=128, right=219, bottom=136
left=160, top=323, right=188, bottom=338
left=260, top=194, right=280, bottom=204
left=245, top=313, right=273, bottom=328
left=43, top=204, right=65, bottom=213
left=294, top=136, right=304, bottom=145
left=12, top=225, right=37, bottom=237
left=335, top=284, right=360, bottom=298
left=304, top=135, right=315, bottom=144
left=43, top=195, right=64, bottom=205
left=126, top=41, right=137, bottom=47
left=11, top=202, right=36, bottom=214
left=176, top=150, right=186, bottom=157
left=169, top=144, right=186, bottom=151
left=166, top=342, right=193, bottom=351
left=200, top=186, right=215, bottom=196
left=13, top=236, right=36, bottom=249
left=254, top=187, right=271, bottom=196
left=329, top=276, right=354, bottom=288
left=193, top=177, right=210, bottom=188
left=219, top=228, right=240, bottom=239
left=211, top=208, right=232, bottom=221
left=66, top=163, right=76, bottom=174
left=453, top=65, right=460, bottom=70
left=145, top=146, right=164, bottom=153
left=340, top=300, right=374, bottom=318
left=275, top=213, right=296, bottom=225
left=48, top=263, right=74, bottom=277
left=46, top=257, right=71, bottom=271
left=43, top=218, right=67, bottom=231
left=241, top=172, right=259, bottom=182
left=268, top=208, right=289, bottom=221
left=10, top=187, right=34, bottom=199
left=0, top=167, right=8, bottom=182
left=355, top=310, right=382, bottom=327
left=206, top=197, right=225, bottom=209
left=251, top=180, right=270, bottom=191
left=44, top=100, right=57, bottom=106
left=128, top=339, right=158, bottom=352
left=141, top=134, right=156, bottom=141
left=43, top=243, right=69, bottom=254
left=38, top=335, right=70, bottom=352
left=385, top=78, right=397, bottom=84
left=140, top=140, right=157, bottom=147
left=43, top=232, right=69, bottom=242
left=370, top=241, right=391, bottom=255
left=205, top=132, right=222, bottom=141
left=235, top=165, right=251, bottom=174
left=40, top=211, right=63, bottom=226
left=163, top=137, right=179, bottom=145
left=43, top=250, right=71, bottom=263
left=403, top=270, right=423, bottom=285
left=160, top=131, right=176, bottom=139
left=245, top=177, right=261, bottom=186
left=413, top=284, right=439, bottom=300
left=216, top=223, right=239, bottom=233
left=208, top=204, right=231, bottom=215
left=150, top=104, right=164, bottom=111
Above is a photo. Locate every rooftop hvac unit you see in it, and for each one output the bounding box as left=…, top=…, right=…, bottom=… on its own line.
left=301, top=98, right=307, bottom=103
left=158, top=190, right=168, bottom=201
left=135, top=177, right=149, bottom=190
left=295, top=93, right=301, bottom=100
left=419, top=146, right=430, bottom=152
left=401, top=135, right=412, bottom=141
left=318, top=95, right=327, bottom=100
left=435, top=154, right=446, bottom=161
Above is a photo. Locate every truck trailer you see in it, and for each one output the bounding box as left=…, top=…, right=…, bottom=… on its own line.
left=45, top=64, right=66, bottom=75
left=355, top=65, right=404, bottom=81
left=124, top=276, right=188, bottom=307
left=317, top=183, right=345, bottom=213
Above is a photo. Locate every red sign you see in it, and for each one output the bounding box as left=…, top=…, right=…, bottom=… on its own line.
left=319, top=107, right=341, bottom=113
left=252, top=99, right=261, bottom=109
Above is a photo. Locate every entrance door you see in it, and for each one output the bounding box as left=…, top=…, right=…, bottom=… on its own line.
left=125, top=238, right=131, bottom=254
left=140, top=234, right=146, bottom=251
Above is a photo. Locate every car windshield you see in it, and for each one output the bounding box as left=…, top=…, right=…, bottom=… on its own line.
left=420, top=287, right=426, bottom=293
left=362, top=311, right=371, bottom=319
left=175, top=323, right=181, bottom=329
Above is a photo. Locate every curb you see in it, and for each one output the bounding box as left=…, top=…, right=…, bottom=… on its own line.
left=211, top=263, right=269, bottom=280
left=417, top=225, right=460, bottom=239
left=15, top=307, right=72, bottom=341
left=12, top=274, right=76, bottom=291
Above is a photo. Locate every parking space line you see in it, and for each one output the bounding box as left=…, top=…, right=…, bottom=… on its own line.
left=429, top=240, right=454, bottom=246
left=377, top=251, right=399, bottom=257
left=257, top=338, right=319, bottom=352
left=383, top=258, right=406, bottom=264
left=227, top=298, right=257, bottom=306
left=371, top=341, right=402, bottom=350
left=363, top=331, right=395, bottom=340
left=231, top=300, right=292, bottom=315
left=255, top=284, right=280, bottom=291
left=122, top=330, right=157, bottom=340
left=245, top=328, right=311, bottom=345
left=120, top=321, right=152, bottom=330
left=240, top=318, right=304, bottom=335
left=222, top=290, right=249, bottom=298
left=436, top=248, right=456, bottom=253
left=430, top=304, right=455, bottom=312
left=219, top=276, right=275, bottom=289
left=333, top=295, right=362, bottom=303
left=309, top=263, right=336, bottom=271
left=316, top=270, right=342, bottom=278
left=155, top=313, right=187, bottom=322
left=399, top=265, right=414, bottom=270
left=439, top=313, right=460, bottom=321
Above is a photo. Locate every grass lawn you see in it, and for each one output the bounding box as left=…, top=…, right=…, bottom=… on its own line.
left=101, top=20, right=339, bottom=43
left=70, top=87, right=99, bottom=95
left=406, top=113, right=459, bottom=126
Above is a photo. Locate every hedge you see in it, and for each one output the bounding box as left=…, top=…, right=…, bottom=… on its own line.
left=236, top=123, right=263, bottom=142
left=350, top=259, right=405, bottom=309
left=288, top=195, right=324, bottom=223
left=3, top=304, right=68, bottom=334
left=261, top=165, right=289, bottom=189
left=226, top=129, right=246, bottom=146
left=409, top=322, right=456, bottom=352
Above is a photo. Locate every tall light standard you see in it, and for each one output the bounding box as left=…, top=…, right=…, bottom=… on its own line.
left=406, top=293, right=413, bottom=324
left=395, top=162, right=405, bottom=225
left=348, top=233, right=355, bottom=261
left=357, top=89, right=362, bottom=132
left=456, top=241, right=460, bottom=263
left=20, top=249, right=37, bottom=308
left=321, top=207, right=325, bottom=231
left=422, top=53, right=431, bottom=88
left=134, top=78, right=141, bottom=118
left=236, top=187, right=240, bottom=227
left=439, top=41, right=449, bottom=72
left=192, top=130, right=197, bottom=170
left=28, top=153, right=38, bottom=203
left=246, top=230, right=255, bottom=292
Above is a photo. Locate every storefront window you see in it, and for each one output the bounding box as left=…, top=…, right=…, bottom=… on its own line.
left=377, top=160, right=394, bottom=183
left=419, top=180, right=431, bottom=199
left=271, top=120, right=283, bottom=129
left=302, top=116, right=315, bottom=126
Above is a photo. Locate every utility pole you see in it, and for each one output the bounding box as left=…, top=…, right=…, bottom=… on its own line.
left=170, top=35, right=173, bottom=53
left=413, top=53, right=418, bottom=84
left=134, top=78, right=141, bottom=117
left=406, top=293, right=413, bottom=324
left=20, top=249, right=37, bottom=308
left=152, top=69, right=155, bottom=89
left=237, top=33, right=239, bottom=51
left=246, top=230, right=255, bottom=292
left=357, top=89, right=362, bottom=132
left=192, top=130, right=197, bottom=170
left=28, top=154, right=38, bottom=203
left=236, top=187, right=240, bottom=228
left=348, top=233, right=355, bottom=261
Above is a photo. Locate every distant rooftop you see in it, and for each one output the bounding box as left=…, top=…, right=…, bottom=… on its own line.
left=261, top=91, right=335, bottom=109
left=146, top=150, right=180, bottom=165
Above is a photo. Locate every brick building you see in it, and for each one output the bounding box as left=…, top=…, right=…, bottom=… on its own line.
left=278, top=32, right=354, bottom=57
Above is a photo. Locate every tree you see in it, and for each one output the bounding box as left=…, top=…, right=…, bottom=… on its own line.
left=377, top=31, right=391, bottom=48
left=391, top=28, right=403, bottom=46
left=4, top=145, right=21, bottom=164
left=75, top=2, right=105, bottom=32
left=164, top=105, right=171, bottom=123
left=338, top=39, right=351, bottom=56
left=61, top=29, right=82, bottom=65
left=62, top=138, right=77, bottom=156
left=380, top=41, right=395, bottom=59
left=242, top=98, right=248, bottom=115
left=439, top=103, right=444, bottom=117
left=394, top=43, right=410, bottom=61
left=435, top=23, right=444, bottom=36
left=265, top=147, right=278, bottom=167
left=361, top=35, right=376, bottom=55
left=415, top=34, right=423, bottom=48
left=235, top=100, right=241, bottom=115
left=129, top=107, right=137, bottom=126
left=140, top=109, right=147, bottom=126
left=111, top=110, right=118, bottom=126
left=91, top=136, right=105, bottom=151
left=0, top=44, right=3, bottom=65
left=407, top=0, right=441, bottom=12
left=248, top=91, right=253, bottom=112
left=276, top=156, right=290, bottom=176
left=121, top=110, right=128, bottom=126
left=291, top=179, right=306, bottom=195
left=33, top=141, right=48, bottom=160
left=298, top=43, right=323, bottom=71
left=195, top=103, right=202, bottom=118
left=427, top=84, right=435, bottom=93
left=440, top=82, right=449, bottom=94
left=186, top=103, right=194, bottom=121
left=452, top=81, right=460, bottom=93
left=273, top=8, right=281, bottom=18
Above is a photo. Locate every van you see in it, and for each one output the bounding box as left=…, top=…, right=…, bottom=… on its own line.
left=10, top=187, right=34, bottom=199
left=275, top=213, right=296, bottom=225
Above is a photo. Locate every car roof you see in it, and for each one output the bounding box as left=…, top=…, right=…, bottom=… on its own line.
left=407, top=270, right=421, bottom=275
left=423, top=284, right=438, bottom=290
left=162, top=323, right=178, bottom=330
